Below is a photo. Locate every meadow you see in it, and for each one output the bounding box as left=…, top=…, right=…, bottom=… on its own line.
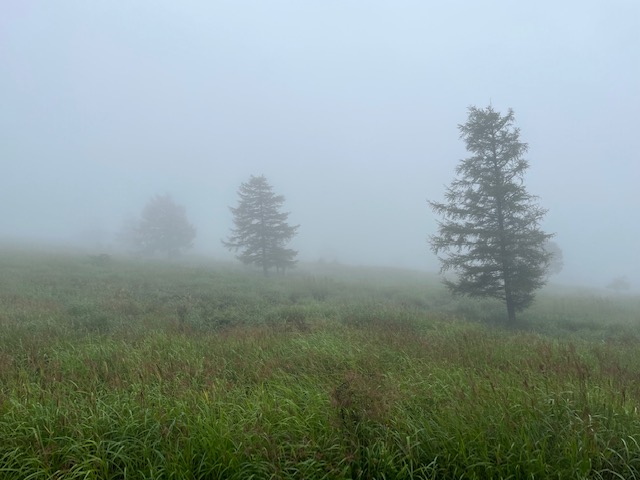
left=1, top=248, right=640, bottom=479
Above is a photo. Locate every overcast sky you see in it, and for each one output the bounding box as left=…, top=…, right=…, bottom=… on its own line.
left=2, top=1, right=638, bottom=288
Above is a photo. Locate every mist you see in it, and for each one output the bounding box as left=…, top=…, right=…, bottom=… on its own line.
left=2, top=1, right=638, bottom=289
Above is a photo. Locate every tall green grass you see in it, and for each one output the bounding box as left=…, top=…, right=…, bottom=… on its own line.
left=1, top=248, right=639, bottom=478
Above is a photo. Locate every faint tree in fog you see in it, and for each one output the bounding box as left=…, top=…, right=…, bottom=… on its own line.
left=125, top=194, right=196, bottom=257
left=223, top=175, right=299, bottom=276
left=607, top=275, right=631, bottom=292
left=543, top=240, right=564, bottom=275
left=429, top=105, right=553, bottom=323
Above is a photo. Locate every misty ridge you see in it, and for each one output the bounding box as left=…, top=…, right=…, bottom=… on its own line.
left=2, top=1, right=638, bottom=292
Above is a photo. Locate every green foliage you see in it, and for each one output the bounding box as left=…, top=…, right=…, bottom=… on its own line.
left=1, top=249, right=640, bottom=478
left=224, top=175, right=299, bottom=275
left=430, top=105, right=553, bottom=323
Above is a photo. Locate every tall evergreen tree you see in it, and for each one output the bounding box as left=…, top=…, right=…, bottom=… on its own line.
left=224, top=175, right=299, bottom=275
left=429, top=106, right=553, bottom=323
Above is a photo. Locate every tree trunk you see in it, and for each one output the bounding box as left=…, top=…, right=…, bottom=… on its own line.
left=260, top=204, right=268, bottom=276
left=491, top=139, right=516, bottom=324
left=505, top=285, right=516, bottom=323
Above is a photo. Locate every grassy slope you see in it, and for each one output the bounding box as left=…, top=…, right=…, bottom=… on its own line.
left=1, top=249, right=640, bottom=479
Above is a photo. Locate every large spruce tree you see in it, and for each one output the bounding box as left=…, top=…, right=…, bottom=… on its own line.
left=429, top=106, right=553, bottom=323
left=224, top=175, right=299, bottom=275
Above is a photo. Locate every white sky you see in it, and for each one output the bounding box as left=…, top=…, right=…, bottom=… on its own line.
left=1, top=1, right=639, bottom=288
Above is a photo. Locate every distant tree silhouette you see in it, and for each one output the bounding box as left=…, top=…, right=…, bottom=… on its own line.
left=544, top=240, right=564, bottom=276
left=429, top=106, right=553, bottom=323
left=125, top=194, right=196, bottom=257
left=224, top=175, right=299, bottom=276
left=607, top=275, right=631, bottom=292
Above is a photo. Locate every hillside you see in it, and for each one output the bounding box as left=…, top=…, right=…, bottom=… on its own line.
left=1, top=249, right=639, bottom=478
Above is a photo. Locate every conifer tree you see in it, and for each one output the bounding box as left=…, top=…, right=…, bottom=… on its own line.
left=224, top=175, right=299, bottom=275
left=429, top=106, right=553, bottom=323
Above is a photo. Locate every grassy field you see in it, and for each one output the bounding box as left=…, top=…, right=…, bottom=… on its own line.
left=1, top=248, right=640, bottom=479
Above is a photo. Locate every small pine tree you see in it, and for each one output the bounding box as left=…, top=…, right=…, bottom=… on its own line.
left=429, top=106, right=553, bottom=323
left=224, top=175, right=299, bottom=275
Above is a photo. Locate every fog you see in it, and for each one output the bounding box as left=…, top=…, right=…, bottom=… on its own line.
left=2, top=1, right=638, bottom=289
